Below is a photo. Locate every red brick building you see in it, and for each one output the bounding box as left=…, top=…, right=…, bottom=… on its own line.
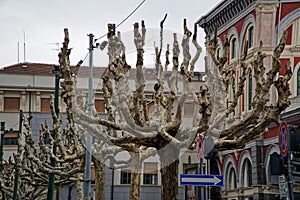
left=197, top=0, right=300, bottom=199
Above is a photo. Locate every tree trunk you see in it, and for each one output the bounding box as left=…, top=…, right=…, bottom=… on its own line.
left=130, top=153, right=141, bottom=200
left=93, top=159, right=105, bottom=200
left=159, top=147, right=180, bottom=200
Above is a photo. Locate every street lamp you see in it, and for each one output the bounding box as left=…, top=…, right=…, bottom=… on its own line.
left=47, top=65, right=61, bottom=200
left=0, top=122, right=6, bottom=173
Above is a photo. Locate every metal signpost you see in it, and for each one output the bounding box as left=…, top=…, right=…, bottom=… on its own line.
left=278, top=121, right=294, bottom=200
left=196, top=133, right=205, bottom=199
left=180, top=174, right=224, bottom=187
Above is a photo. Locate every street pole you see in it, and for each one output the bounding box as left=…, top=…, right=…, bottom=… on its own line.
left=110, top=168, right=115, bottom=200
left=200, top=158, right=205, bottom=200
left=13, top=110, right=23, bottom=200
left=47, top=65, right=60, bottom=200
left=83, top=33, right=94, bottom=200
left=287, top=125, right=295, bottom=200
left=196, top=158, right=205, bottom=200
left=0, top=122, right=5, bottom=173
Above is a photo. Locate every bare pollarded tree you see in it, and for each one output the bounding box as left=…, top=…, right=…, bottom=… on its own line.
left=58, top=14, right=292, bottom=199
left=0, top=30, right=86, bottom=200
left=0, top=104, right=85, bottom=200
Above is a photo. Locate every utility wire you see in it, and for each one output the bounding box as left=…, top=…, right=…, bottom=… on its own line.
left=76, top=0, right=146, bottom=66
left=95, top=0, right=146, bottom=42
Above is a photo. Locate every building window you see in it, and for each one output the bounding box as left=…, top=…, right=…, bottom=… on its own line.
left=143, top=162, right=158, bottom=185
left=228, top=167, right=237, bottom=190
left=184, top=103, right=195, bottom=116
left=4, top=138, right=18, bottom=145
left=241, top=158, right=252, bottom=187
left=248, top=69, right=252, bottom=110
left=232, top=78, right=235, bottom=96
left=41, top=98, right=51, bottom=112
left=3, top=131, right=18, bottom=145
left=269, top=152, right=284, bottom=184
left=231, top=38, right=237, bottom=59
left=248, top=26, right=254, bottom=49
left=4, top=97, right=20, bottom=112
left=94, top=99, right=106, bottom=113
left=297, top=68, right=300, bottom=95
left=120, top=170, right=131, bottom=184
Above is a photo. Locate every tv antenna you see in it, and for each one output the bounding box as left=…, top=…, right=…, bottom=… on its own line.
left=46, top=42, right=60, bottom=51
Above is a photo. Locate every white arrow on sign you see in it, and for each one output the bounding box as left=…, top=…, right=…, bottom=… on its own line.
left=182, top=176, right=221, bottom=185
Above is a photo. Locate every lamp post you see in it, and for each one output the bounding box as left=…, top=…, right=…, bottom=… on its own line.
left=83, top=33, right=94, bottom=200
left=0, top=122, right=5, bottom=173
left=47, top=65, right=61, bottom=200
left=12, top=110, right=24, bottom=200
left=0, top=121, right=5, bottom=199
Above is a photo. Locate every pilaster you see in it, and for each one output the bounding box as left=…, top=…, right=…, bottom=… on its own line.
left=255, top=2, right=278, bottom=46
left=21, top=91, right=26, bottom=111
left=36, top=91, right=41, bottom=112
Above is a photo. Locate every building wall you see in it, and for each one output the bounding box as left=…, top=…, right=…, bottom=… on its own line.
left=198, top=0, right=300, bottom=199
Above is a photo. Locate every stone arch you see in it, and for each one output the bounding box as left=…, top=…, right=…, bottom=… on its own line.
left=227, top=27, right=239, bottom=61
left=227, top=27, right=239, bottom=41
left=292, top=61, right=300, bottom=96
left=276, top=8, right=300, bottom=44
left=223, top=154, right=238, bottom=190
left=239, top=14, right=256, bottom=57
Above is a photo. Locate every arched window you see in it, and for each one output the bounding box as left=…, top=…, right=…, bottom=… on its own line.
left=248, top=26, right=254, bottom=49
left=231, top=38, right=237, bottom=59
left=248, top=69, right=252, bottom=110
left=241, top=159, right=252, bottom=187
left=232, top=78, right=236, bottom=96
left=225, top=161, right=237, bottom=190
left=228, top=167, right=237, bottom=189
left=297, top=67, right=300, bottom=95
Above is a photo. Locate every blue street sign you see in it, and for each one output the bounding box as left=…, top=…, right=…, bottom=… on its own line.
left=180, top=174, right=224, bottom=187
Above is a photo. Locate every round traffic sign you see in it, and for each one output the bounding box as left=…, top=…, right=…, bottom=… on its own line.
left=278, top=121, right=288, bottom=158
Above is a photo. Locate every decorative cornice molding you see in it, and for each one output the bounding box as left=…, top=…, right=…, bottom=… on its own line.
left=197, top=0, right=257, bottom=37
left=255, top=2, right=278, bottom=12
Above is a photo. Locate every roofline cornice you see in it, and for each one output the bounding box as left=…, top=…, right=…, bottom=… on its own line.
left=196, top=0, right=300, bottom=38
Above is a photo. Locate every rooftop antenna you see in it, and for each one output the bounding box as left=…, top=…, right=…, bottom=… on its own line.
left=46, top=42, right=60, bottom=51
left=22, top=30, right=27, bottom=68
left=17, top=41, right=20, bottom=64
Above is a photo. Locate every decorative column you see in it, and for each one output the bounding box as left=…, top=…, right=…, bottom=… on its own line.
left=251, top=137, right=265, bottom=200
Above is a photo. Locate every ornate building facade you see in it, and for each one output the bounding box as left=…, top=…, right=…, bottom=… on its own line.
left=197, top=0, right=300, bottom=199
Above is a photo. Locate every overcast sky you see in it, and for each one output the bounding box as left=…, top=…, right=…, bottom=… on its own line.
left=0, top=0, right=221, bottom=71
